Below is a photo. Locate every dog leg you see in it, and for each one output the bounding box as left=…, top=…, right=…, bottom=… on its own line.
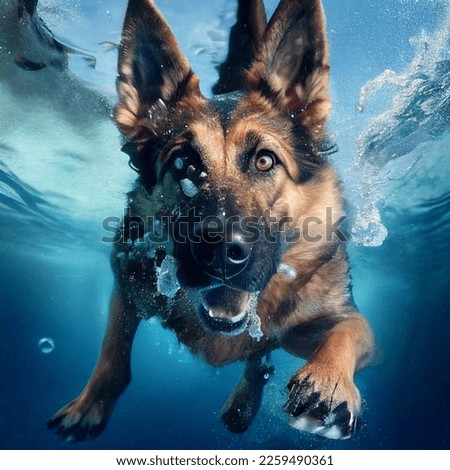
left=221, top=356, right=274, bottom=433
left=283, top=313, right=373, bottom=439
left=47, top=291, right=141, bottom=442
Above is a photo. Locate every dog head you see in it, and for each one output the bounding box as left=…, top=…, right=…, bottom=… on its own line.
left=115, top=0, right=340, bottom=336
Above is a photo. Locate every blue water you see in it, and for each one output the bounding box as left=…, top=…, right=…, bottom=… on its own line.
left=0, top=0, right=449, bottom=450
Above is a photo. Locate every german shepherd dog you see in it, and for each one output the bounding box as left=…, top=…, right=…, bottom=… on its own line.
left=48, top=0, right=374, bottom=442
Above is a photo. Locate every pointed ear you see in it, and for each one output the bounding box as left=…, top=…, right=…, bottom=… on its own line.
left=246, top=0, right=330, bottom=137
left=212, top=0, right=267, bottom=95
left=114, top=0, right=200, bottom=136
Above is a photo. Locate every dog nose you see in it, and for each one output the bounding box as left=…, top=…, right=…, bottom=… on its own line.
left=226, top=233, right=251, bottom=265
left=190, top=221, right=252, bottom=281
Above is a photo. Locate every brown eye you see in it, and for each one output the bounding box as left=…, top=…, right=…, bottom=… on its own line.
left=255, top=152, right=276, bottom=172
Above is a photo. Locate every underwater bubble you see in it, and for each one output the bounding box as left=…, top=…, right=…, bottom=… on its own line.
left=246, top=292, right=263, bottom=341
left=278, top=263, right=297, bottom=280
left=38, top=337, right=55, bottom=354
left=180, top=178, right=199, bottom=198
left=174, top=157, right=184, bottom=170
left=156, top=255, right=181, bottom=299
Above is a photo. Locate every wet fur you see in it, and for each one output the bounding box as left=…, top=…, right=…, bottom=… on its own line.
left=48, top=0, right=374, bottom=441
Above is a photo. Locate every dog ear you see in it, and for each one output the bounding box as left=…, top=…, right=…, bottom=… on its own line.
left=246, top=0, right=330, bottom=137
left=114, top=0, right=200, bottom=136
left=213, top=0, right=267, bottom=95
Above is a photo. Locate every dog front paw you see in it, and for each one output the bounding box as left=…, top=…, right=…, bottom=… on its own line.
left=284, top=367, right=361, bottom=440
left=47, top=393, right=115, bottom=442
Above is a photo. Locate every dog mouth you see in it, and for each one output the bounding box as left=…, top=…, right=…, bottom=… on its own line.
left=154, top=254, right=262, bottom=338
left=197, top=286, right=256, bottom=336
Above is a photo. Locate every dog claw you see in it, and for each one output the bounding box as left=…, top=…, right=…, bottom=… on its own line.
left=47, top=396, right=111, bottom=442
left=49, top=415, right=107, bottom=443
left=285, top=378, right=356, bottom=440
left=284, top=378, right=319, bottom=417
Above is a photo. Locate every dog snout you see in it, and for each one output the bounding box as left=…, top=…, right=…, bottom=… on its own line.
left=226, top=232, right=252, bottom=265
left=190, top=219, right=252, bottom=281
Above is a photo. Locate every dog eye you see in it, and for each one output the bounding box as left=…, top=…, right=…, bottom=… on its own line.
left=255, top=151, right=276, bottom=172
